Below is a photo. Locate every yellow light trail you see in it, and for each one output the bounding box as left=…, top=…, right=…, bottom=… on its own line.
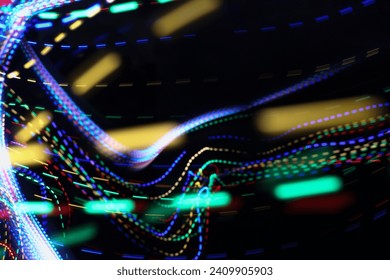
left=69, top=20, right=83, bottom=31
left=40, top=46, right=52, bottom=56
left=23, top=59, right=36, bottom=69
left=71, top=52, right=121, bottom=96
left=106, top=122, right=184, bottom=150
left=8, top=143, right=50, bottom=167
left=54, top=32, right=66, bottom=43
left=15, top=111, right=52, bottom=143
left=152, top=0, right=222, bottom=37
left=256, top=96, right=387, bottom=135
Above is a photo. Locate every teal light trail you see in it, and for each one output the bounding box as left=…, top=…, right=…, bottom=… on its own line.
left=52, top=224, right=97, bottom=246
left=14, top=201, right=54, bottom=214
left=157, top=0, right=173, bottom=3
left=274, top=176, right=342, bottom=200
left=84, top=199, right=135, bottom=214
left=70, top=4, right=100, bottom=18
left=70, top=9, right=90, bottom=18
left=38, top=12, right=59, bottom=20
left=174, top=192, right=231, bottom=210
left=109, top=1, right=139, bottom=14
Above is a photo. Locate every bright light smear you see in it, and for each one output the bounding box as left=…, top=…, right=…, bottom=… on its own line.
left=0, top=147, right=11, bottom=170
left=8, top=143, right=50, bottom=166
left=52, top=224, right=97, bottom=246
left=14, top=201, right=54, bottom=214
left=37, top=12, right=59, bottom=20
left=15, top=111, right=52, bottom=143
left=152, top=0, right=222, bottom=37
left=71, top=52, right=121, bottom=96
left=70, top=3, right=101, bottom=19
left=84, top=199, right=135, bottom=214
left=0, top=0, right=12, bottom=7
left=106, top=122, right=184, bottom=150
left=109, top=1, right=139, bottom=14
left=256, top=96, right=386, bottom=135
left=54, top=32, right=66, bottom=43
left=6, top=71, right=19, bottom=79
left=174, top=192, right=231, bottom=210
left=274, top=176, right=342, bottom=200
left=23, top=59, right=36, bottom=69
left=69, top=20, right=83, bottom=30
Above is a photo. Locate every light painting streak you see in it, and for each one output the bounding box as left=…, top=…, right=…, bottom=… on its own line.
left=152, top=0, right=222, bottom=37
left=0, top=0, right=76, bottom=260
left=23, top=40, right=342, bottom=168
left=71, top=52, right=122, bottom=95
left=274, top=176, right=343, bottom=200
left=8, top=143, right=50, bottom=166
left=14, top=110, right=52, bottom=143
left=0, top=0, right=387, bottom=261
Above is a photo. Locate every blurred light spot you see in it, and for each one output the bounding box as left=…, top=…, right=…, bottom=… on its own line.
left=174, top=191, right=231, bottom=210
left=274, top=176, right=342, bottom=200
left=54, top=33, right=66, bottom=43
left=23, top=59, right=36, bottom=69
left=52, top=224, right=97, bottom=246
left=37, top=12, right=59, bottom=20
left=8, top=143, right=50, bottom=166
left=69, top=20, right=83, bottom=30
left=106, top=122, right=184, bottom=150
left=256, top=96, right=386, bottom=135
left=34, top=22, right=53, bottom=29
left=62, top=16, right=77, bottom=24
left=0, top=209, right=9, bottom=220
left=15, top=111, right=52, bottom=143
left=109, top=1, right=139, bottom=14
left=0, top=0, right=12, bottom=7
left=70, top=4, right=101, bottom=19
left=152, top=0, right=222, bottom=37
left=71, top=52, right=121, bottom=96
left=6, top=71, right=19, bottom=79
left=84, top=199, right=135, bottom=214
left=40, top=46, right=52, bottom=56
left=14, top=201, right=54, bottom=215
left=284, top=193, right=355, bottom=214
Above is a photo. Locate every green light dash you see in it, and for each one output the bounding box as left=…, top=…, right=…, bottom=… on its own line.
left=42, top=173, right=58, bottom=180
left=132, top=195, right=148, bottom=200
left=103, top=190, right=119, bottom=196
left=174, top=192, right=231, bottom=210
left=14, top=201, right=54, bottom=214
left=109, top=1, right=139, bottom=14
left=52, top=224, right=97, bottom=246
left=274, top=176, right=342, bottom=200
left=84, top=199, right=135, bottom=214
left=38, top=12, right=59, bottom=20
left=73, top=181, right=92, bottom=188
